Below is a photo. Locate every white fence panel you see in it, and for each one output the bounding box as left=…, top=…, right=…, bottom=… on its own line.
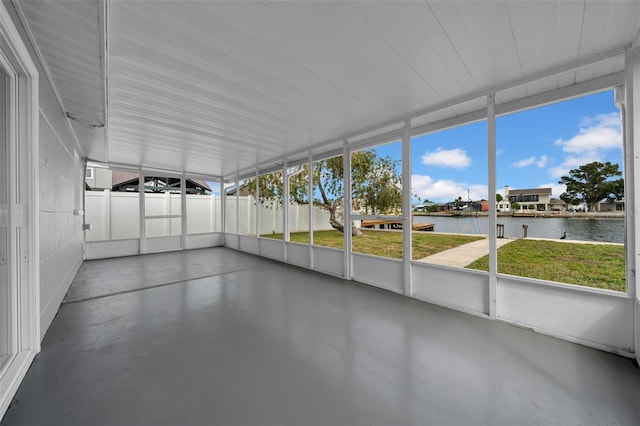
left=86, top=192, right=331, bottom=241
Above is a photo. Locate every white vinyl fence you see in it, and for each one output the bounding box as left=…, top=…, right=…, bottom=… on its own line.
left=86, top=191, right=333, bottom=242
left=230, top=196, right=333, bottom=235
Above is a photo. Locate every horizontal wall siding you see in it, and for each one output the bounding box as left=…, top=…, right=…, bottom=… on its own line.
left=38, top=103, right=84, bottom=338
left=286, top=242, right=310, bottom=268
left=498, top=277, right=635, bottom=354
left=312, top=246, right=344, bottom=277
left=184, top=233, right=223, bottom=250
left=412, top=263, right=489, bottom=316
left=352, top=254, right=403, bottom=294
left=85, top=239, right=140, bottom=260
left=238, top=235, right=258, bottom=255
left=259, top=238, right=284, bottom=262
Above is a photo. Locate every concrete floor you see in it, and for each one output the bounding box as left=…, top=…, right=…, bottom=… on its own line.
left=2, top=247, right=640, bottom=425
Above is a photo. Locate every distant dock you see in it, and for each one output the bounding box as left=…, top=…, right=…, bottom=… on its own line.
left=361, top=219, right=434, bottom=232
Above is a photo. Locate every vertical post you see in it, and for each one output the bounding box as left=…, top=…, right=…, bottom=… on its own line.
left=180, top=175, right=186, bottom=249
left=220, top=177, right=226, bottom=235
left=626, top=44, right=640, bottom=363
left=209, top=188, right=214, bottom=233
left=235, top=173, right=239, bottom=247
left=283, top=161, right=289, bottom=261
left=343, top=140, right=351, bottom=280
left=104, top=189, right=111, bottom=240
left=623, top=51, right=637, bottom=303
left=308, top=152, right=314, bottom=267
left=402, top=120, right=412, bottom=296
left=164, top=191, right=170, bottom=236
left=139, top=172, right=145, bottom=253
left=255, top=168, right=259, bottom=239
left=487, top=93, right=498, bottom=319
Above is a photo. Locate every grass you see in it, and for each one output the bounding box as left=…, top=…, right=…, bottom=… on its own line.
left=466, top=239, right=626, bottom=292
left=264, top=230, right=626, bottom=292
left=262, top=229, right=483, bottom=260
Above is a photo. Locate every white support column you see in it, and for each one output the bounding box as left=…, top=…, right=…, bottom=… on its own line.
left=139, top=173, right=145, bottom=253
left=180, top=175, right=186, bottom=249
left=487, top=93, right=498, bottom=319
left=220, top=178, right=226, bottom=234
left=283, top=161, right=289, bottom=261
left=343, top=140, right=352, bottom=280
left=104, top=189, right=111, bottom=240
left=627, top=44, right=640, bottom=363
left=308, top=152, right=314, bottom=267
left=402, top=120, right=412, bottom=296
left=255, top=168, right=260, bottom=252
left=235, top=173, right=239, bottom=247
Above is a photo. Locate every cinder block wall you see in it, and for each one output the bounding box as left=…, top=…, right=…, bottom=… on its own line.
left=5, top=1, right=85, bottom=339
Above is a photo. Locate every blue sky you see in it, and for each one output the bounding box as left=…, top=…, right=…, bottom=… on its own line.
left=404, top=89, right=622, bottom=203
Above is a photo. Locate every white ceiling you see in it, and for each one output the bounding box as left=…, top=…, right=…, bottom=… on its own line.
left=14, top=0, right=640, bottom=178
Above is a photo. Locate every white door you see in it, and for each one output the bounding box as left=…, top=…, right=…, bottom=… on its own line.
left=0, top=5, right=39, bottom=417
left=0, top=59, right=11, bottom=373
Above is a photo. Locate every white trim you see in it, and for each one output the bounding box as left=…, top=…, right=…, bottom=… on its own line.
left=401, top=121, right=411, bottom=296
left=100, top=0, right=109, bottom=162
left=342, top=140, right=351, bottom=280
left=307, top=154, right=313, bottom=266
left=497, top=317, right=635, bottom=359
left=487, top=94, right=497, bottom=319
left=0, top=1, right=39, bottom=419
left=410, top=293, right=491, bottom=320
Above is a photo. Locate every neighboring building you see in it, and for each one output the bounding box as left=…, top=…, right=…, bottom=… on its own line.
left=441, top=200, right=488, bottom=213
left=85, top=168, right=211, bottom=194
left=598, top=200, right=625, bottom=212
left=507, top=187, right=552, bottom=212
left=549, top=198, right=568, bottom=212
left=496, top=201, right=511, bottom=212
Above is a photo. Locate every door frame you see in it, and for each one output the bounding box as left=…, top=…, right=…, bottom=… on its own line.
left=0, top=2, right=40, bottom=419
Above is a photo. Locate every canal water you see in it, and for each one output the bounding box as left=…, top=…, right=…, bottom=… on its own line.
left=413, top=215, right=625, bottom=243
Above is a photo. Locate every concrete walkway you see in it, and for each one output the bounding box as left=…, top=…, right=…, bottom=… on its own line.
left=416, top=237, right=514, bottom=267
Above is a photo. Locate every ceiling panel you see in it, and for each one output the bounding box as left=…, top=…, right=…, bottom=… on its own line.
left=12, top=0, right=640, bottom=178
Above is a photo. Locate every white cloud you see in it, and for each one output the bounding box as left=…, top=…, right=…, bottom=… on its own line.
left=412, top=174, right=487, bottom=202
left=580, top=112, right=619, bottom=128
left=548, top=153, right=602, bottom=179
left=554, top=112, right=621, bottom=154
left=539, top=182, right=567, bottom=198
left=536, top=155, right=549, bottom=168
left=421, top=147, right=471, bottom=169
left=513, top=156, right=536, bottom=168
left=547, top=112, right=621, bottom=180
left=513, top=155, right=550, bottom=168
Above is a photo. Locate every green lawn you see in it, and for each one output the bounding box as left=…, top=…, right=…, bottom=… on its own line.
left=264, top=230, right=626, bottom=292
left=262, top=229, right=483, bottom=260
left=466, top=239, right=626, bottom=292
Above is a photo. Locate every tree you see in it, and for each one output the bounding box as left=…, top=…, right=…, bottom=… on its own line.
left=246, top=150, right=402, bottom=236
left=558, top=161, right=624, bottom=212
left=496, top=193, right=503, bottom=202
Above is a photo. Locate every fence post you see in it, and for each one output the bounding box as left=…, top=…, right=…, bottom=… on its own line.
left=164, top=192, right=171, bottom=235
left=104, top=189, right=111, bottom=240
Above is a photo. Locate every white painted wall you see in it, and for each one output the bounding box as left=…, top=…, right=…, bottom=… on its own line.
left=497, top=276, right=635, bottom=355
left=352, top=254, right=403, bottom=294
left=6, top=5, right=86, bottom=339
left=412, top=263, right=489, bottom=316
left=38, top=93, right=84, bottom=339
